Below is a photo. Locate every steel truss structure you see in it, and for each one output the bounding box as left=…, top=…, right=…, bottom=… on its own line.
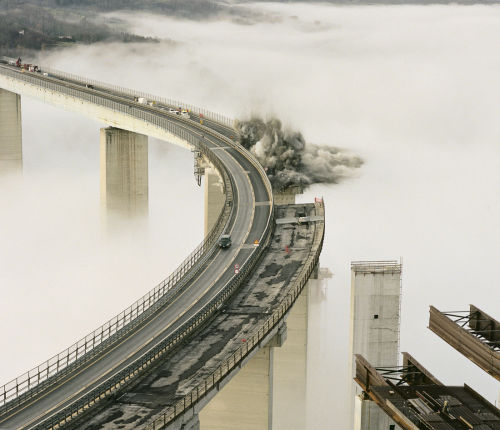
left=429, top=305, right=500, bottom=381
left=354, top=353, right=500, bottom=430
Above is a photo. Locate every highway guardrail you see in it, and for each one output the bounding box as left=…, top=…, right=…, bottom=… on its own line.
left=0, top=64, right=235, bottom=416
left=0, top=62, right=275, bottom=428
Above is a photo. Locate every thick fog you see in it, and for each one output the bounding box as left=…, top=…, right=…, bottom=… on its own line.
left=0, top=105, right=204, bottom=381
left=1, top=2, right=500, bottom=428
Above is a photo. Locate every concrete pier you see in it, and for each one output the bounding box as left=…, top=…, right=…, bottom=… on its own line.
left=274, top=186, right=302, bottom=205
left=204, top=166, right=225, bottom=235
left=272, top=286, right=308, bottom=430
left=100, top=127, right=148, bottom=216
left=349, top=261, right=401, bottom=430
left=0, top=88, right=22, bottom=172
left=200, top=346, right=274, bottom=429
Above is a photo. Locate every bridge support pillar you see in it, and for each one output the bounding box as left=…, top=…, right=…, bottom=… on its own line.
left=272, top=285, right=308, bottom=429
left=204, top=166, right=225, bottom=235
left=100, top=127, right=148, bottom=216
left=199, top=346, right=274, bottom=429
left=0, top=88, right=22, bottom=172
left=311, top=262, right=319, bottom=279
left=274, top=185, right=302, bottom=205
left=199, top=286, right=310, bottom=430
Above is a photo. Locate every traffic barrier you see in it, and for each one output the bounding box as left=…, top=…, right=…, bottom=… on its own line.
left=0, top=64, right=235, bottom=416
left=0, top=61, right=275, bottom=427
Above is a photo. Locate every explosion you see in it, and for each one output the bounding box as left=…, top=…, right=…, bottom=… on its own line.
left=235, top=117, right=363, bottom=191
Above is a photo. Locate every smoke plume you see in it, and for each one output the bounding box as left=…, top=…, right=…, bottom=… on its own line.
left=235, top=117, right=363, bottom=191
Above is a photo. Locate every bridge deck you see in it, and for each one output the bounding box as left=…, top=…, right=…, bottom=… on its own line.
left=0, top=60, right=275, bottom=429
left=77, top=203, right=324, bottom=429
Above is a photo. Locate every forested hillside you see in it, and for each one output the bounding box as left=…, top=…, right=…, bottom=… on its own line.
left=0, top=1, right=161, bottom=55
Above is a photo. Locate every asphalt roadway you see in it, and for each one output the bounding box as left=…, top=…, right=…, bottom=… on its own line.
left=0, top=63, right=271, bottom=429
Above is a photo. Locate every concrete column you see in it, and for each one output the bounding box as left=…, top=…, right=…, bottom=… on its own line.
left=100, top=127, right=148, bottom=216
left=0, top=89, right=22, bottom=172
left=200, top=346, right=274, bottom=430
left=349, top=261, right=401, bottom=430
left=272, top=286, right=308, bottom=430
left=311, top=263, right=319, bottom=280
left=204, top=167, right=225, bottom=235
left=274, top=186, right=302, bottom=205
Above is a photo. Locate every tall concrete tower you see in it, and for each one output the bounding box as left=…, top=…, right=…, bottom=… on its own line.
left=100, top=127, right=148, bottom=216
left=349, top=260, right=401, bottom=430
left=0, top=89, right=22, bottom=172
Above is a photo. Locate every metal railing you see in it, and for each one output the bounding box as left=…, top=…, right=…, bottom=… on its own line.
left=0, top=57, right=233, bottom=128
left=28, top=140, right=275, bottom=428
left=0, top=62, right=275, bottom=427
left=0, top=65, right=237, bottom=415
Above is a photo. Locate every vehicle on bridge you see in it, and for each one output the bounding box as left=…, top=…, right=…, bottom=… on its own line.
left=218, top=234, right=232, bottom=249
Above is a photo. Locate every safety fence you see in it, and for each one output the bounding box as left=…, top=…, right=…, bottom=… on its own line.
left=0, top=56, right=233, bottom=128
left=27, top=142, right=275, bottom=428
left=144, top=202, right=325, bottom=430
left=0, top=65, right=236, bottom=416
left=0, top=62, right=275, bottom=428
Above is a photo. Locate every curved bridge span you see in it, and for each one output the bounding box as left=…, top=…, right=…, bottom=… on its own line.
left=0, top=60, right=275, bottom=429
left=0, top=60, right=326, bottom=430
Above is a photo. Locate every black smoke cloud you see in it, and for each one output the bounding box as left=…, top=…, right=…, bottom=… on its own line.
left=235, top=117, right=363, bottom=191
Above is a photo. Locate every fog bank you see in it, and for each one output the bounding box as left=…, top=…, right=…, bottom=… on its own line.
left=2, top=4, right=500, bottom=428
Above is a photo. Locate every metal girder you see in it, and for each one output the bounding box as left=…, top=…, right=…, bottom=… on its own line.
left=354, top=354, right=500, bottom=430
left=429, top=305, right=500, bottom=381
left=402, top=352, right=443, bottom=386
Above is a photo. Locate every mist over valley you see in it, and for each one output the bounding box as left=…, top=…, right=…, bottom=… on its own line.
left=1, top=3, right=500, bottom=428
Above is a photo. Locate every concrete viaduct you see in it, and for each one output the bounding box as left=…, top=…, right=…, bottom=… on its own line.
left=0, top=59, right=324, bottom=430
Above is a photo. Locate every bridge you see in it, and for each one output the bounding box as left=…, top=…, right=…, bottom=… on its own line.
left=0, top=59, right=324, bottom=429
